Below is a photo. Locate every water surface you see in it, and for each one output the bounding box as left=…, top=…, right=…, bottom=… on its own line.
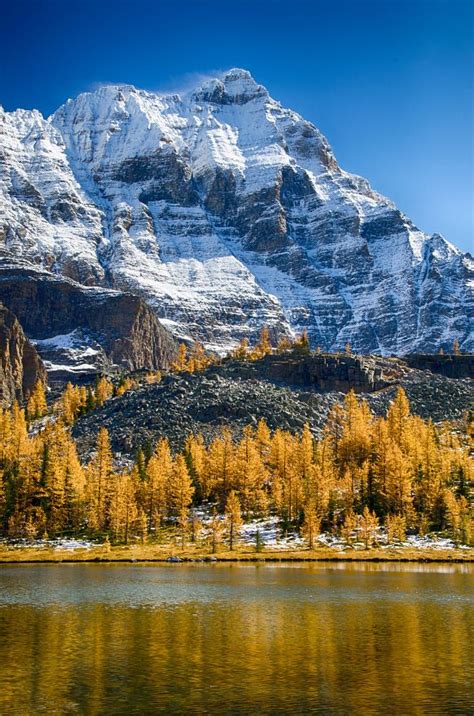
left=0, top=563, right=472, bottom=714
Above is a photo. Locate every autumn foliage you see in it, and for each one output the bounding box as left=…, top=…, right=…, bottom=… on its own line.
left=0, top=386, right=471, bottom=547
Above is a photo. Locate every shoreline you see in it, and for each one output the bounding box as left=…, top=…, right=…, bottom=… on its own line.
left=0, top=546, right=473, bottom=564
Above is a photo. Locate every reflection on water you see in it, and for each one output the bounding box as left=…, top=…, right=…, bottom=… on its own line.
left=0, top=563, right=472, bottom=715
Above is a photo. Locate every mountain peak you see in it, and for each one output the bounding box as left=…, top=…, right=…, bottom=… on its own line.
left=1, top=71, right=472, bottom=355
left=222, top=67, right=254, bottom=82
left=192, top=68, right=268, bottom=105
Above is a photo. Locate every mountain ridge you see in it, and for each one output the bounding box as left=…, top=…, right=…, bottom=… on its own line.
left=1, top=68, right=472, bottom=354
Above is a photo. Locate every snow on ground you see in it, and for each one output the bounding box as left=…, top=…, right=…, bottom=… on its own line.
left=389, top=534, right=471, bottom=551
left=240, top=516, right=305, bottom=550
left=192, top=508, right=471, bottom=551
left=193, top=509, right=305, bottom=550
left=1, top=512, right=471, bottom=554
left=317, top=532, right=470, bottom=551
left=2, top=538, right=95, bottom=551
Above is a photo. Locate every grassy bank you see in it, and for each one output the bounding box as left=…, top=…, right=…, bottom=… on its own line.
left=0, top=543, right=472, bottom=564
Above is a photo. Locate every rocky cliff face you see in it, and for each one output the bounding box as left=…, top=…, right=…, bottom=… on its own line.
left=0, top=259, right=176, bottom=379
left=404, top=353, right=474, bottom=379
left=0, top=69, right=472, bottom=354
left=0, top=303, right=46, bottom=405
left=215, top=353, right=391, bottom=393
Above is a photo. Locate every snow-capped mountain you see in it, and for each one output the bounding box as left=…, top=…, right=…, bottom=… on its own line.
left=1, top=68, right=472, bottom=353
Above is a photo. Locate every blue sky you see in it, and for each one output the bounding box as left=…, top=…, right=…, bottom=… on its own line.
left=1, top=0, right=472, bottom=252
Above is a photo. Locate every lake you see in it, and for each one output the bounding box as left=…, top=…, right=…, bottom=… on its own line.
left=0, top=563, right=472, bottom=714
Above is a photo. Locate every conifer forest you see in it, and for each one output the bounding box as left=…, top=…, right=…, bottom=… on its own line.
left=2, top=336, right=472, bottom=550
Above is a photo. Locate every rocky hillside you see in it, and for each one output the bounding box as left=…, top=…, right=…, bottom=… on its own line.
left=0, top=303, right=46, bottom=406
left=0, top=256, right=176, bottom=380
left=1, top=70, right=472, bottom=354
left=72, top=353, right=474, bottom=456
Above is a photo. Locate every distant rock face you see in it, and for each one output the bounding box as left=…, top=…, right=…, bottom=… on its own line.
left=0, top=69, right=472, bottom=354
left=0, top=303, right=46, bottom=405
left=0, top=261, right=177, bottom=380
left=404, top=353, right=474, bottom=379
left=71, top=353, right=474, bottom=456
left=216, top=353, right=391, bottom=393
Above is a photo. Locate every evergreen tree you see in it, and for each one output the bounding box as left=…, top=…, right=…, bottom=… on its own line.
left=385, top=514, right=406, bottom=544
left=87, top=428, right=113, bottom=532
left=360, top=506, right=379, bottom=549
left=292, top=330, right=310, bottom=355
left=341, top=510, right=357, bottom=546
left=168, top=455, right=194, bottom=545
left=225, top=490, right=242, bottom=550
left=94, top=376, right=113, bottom=407
left=255, top=528, right=265, bottom=553
left=173, top=343, right=188, bottom=372
left=184, top=433, right=206, bottom=500
left=232, top=338, right=250, bottom=361
left=63, top=439, right=86, bottom=531
left=252, top=326, right=272, bottom=359
left=301, top=499, right=321, bottom=549
left=115, top=377, right=137, bottom=397
left=209, top=510, right=223, bottom=554
left=26, top=380, right=48, bottom=421
left=145, top=439, right=171, bottom=530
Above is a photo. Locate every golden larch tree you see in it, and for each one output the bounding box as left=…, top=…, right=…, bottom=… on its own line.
left=225, top=490, right=243, bottom=550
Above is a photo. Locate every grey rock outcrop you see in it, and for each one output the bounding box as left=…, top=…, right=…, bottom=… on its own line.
left=0, top=303, right=46, bottom=406
left=403, top=353, right=474, bottom=379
